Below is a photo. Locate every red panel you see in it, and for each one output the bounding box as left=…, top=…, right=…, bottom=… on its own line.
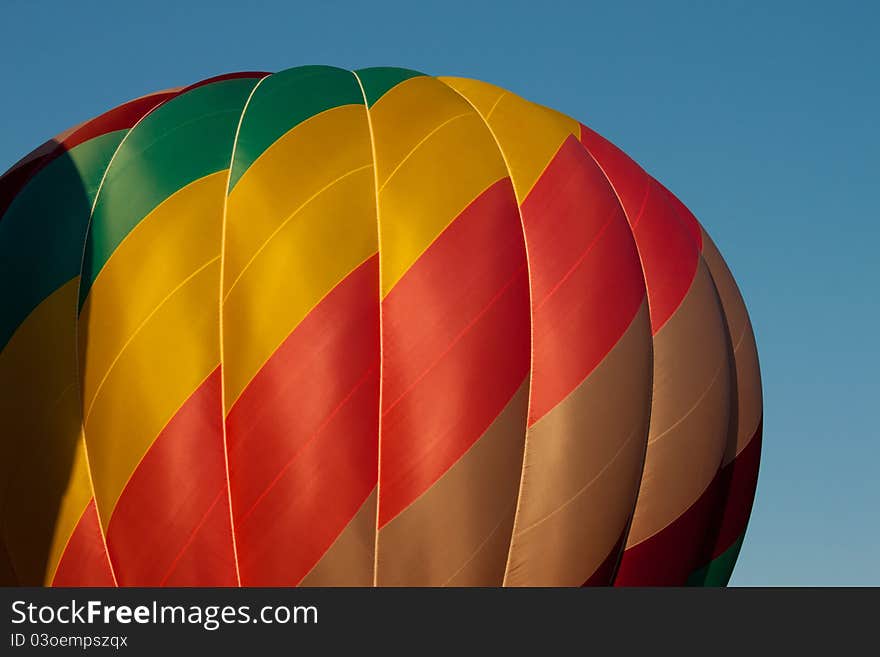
left=226, top=256, right=380, bottom=585
left=379, top=178, right=530, bottom=527
left=657, top=177, right=703, bottom=251
left=703, top=421, right=763, bottom=563
left=52, top=500, right=115, bottom=587
left=582, top=524, right=629, bottom=586
left=614, top=487, right=722, bottom=586
left=160, top=488, right=238, bottom=587
left=181, top=71, right=269, bottom=93
left=105, top=367, right=237, bottom=586
left=578, top=124, right=699, bottom=334
left=613, top=422, right=762, bottom=586
left=522, top=135, right=646, bottom=423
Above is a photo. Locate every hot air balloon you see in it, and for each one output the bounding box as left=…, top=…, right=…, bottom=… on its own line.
left=0, top=66, right=761, bottom=587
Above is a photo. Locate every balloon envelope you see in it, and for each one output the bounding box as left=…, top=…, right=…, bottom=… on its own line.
left=0, top=66, right=761, bottom=587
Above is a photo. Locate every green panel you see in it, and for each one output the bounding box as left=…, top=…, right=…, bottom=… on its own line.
left=79, top=77, right=259, bottom=305
left=354, top=67, right=426, bottom=107
left=687, top=532, right=746, bottom=587
left=229, top=65, right=365, bottom=190
left=0, top=131, right=125, bottom=351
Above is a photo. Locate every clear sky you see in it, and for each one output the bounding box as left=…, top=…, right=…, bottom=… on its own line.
left=1, top=0, right=876, bottom=585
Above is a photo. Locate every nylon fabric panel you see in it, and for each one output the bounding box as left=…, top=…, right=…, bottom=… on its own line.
left=363, top=72, right=531, bottom=586
left=0, top=126, right=125, bottom=585
left=79, top=78, right=259, bottom=304
left=573, top=122, right=735, bottom=585
left=442, top=80, right=651, bottom=586
left=78, top=173, right=228, bottom=527
left=51, top=501, right=115, bottom=587
left=0, top=133, right=123, bottom=351
left=222, top=103, right=376, bottom=407
left=226, top=258, right=379, bottom=586
left=504, top=304, right=652, bottom=586
left=77, top=78, right=256, bottom=584
left=363, top=73, right=511, bottom=296
left=439, top=77, right=579, bottom=202
left=578, top=124, right=700, bottom=334
left=0, top=283, right=96, bottom=584
left=228, top=66, right=363, bottom=190
left=681, top=222, right=762, bottom=585
left=0, top=89, right=177, bottom=221
left=223, top=68, right=379, bottom=586
left=615, top=260, right=732, bottom=585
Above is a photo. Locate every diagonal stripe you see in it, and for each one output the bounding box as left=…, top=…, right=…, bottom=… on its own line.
left=616, top=260, right=732, bottom=584
left=377, top=111, right=471, bottom=192
left=222, top=102, right=377, bottom=407
left=377, top=382, right=529, bottom=586
left=699, top=226, right=763, bottom=462
left=1, top=132, right=124, bottom=351
left=84, top=256, right=220, bottom=423
left=80, top=77, right=259, bottom=303
left=688, top=223, right=763, bottom=584
left=228, top=66, right=363, bottom=189
left=0, top=89, right=177, bottom=221
left=78, top=171, right=227, bottom=413
left=298, top=490, right=377, bottom=587
left=105, top=368, right=236, bottom=585
left=223, top=103, right=373, bottom=299
left=355, top=67, right=425, bottom=107
left=226, top=257, right=380, bottom=586
left=51, top=500, right=114, bottom=586
left=439, top=77, right=579, bottom=202
left=521, top=137, right=647, bottom=423
left=579, top=123, right=701, bottom=334
left=443, top=84, right=654, bottom=586
left=82, top=258, right=221, bottom=528
left=368, top=75, right=510, bottom=296
left=503, top=304, right=652, bottom=586
left=377, top=177, right=529, bottom=528
left=223, top=163, right=373, bottom=303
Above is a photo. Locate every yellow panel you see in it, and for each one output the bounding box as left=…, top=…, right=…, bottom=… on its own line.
left=0, top=280, right=93, bottom=584
left=79, top=172, right=227, bottom=414
left=440, top=77, right=579, bottom=202
left=83, top=260, right=220, bottom=527
left=224, top=104, right=374, bottom=294
left=366, top=75, right=476, bottom=185
left=436, top=76, right=506, bottom=117
left=369, top=77, right=509, bottom=296
left=223, top=167, right=378, bottom=406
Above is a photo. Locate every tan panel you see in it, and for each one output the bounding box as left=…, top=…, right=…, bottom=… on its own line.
left=298, top=490, right=376, bottom=587
left=503, top=303, right=653, bottom=586
left=626, top=259, right=732, bottom=547
left=376, top=381, right=529, bottom=586
left=700, top=229, right=763, bottom=462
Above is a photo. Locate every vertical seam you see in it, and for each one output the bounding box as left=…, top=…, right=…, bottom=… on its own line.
left=577, top=130, right=655, bottom=579
left=70, top=102, right=169, bottom=587
left=219, top=74, right=268, bottom=587
left=437, top=79, right=535, bottom=587
left=351, top=70, right=383, bottom=588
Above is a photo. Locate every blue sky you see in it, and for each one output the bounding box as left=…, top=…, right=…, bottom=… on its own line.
left=1, top=0, right=877, bottom=585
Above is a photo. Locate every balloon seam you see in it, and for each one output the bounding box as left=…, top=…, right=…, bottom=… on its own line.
left=437, top=79, right=536, bottom=587
left=352, top=69, right=383, bottom=588
left=219, top=74, right=269, bottom=587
